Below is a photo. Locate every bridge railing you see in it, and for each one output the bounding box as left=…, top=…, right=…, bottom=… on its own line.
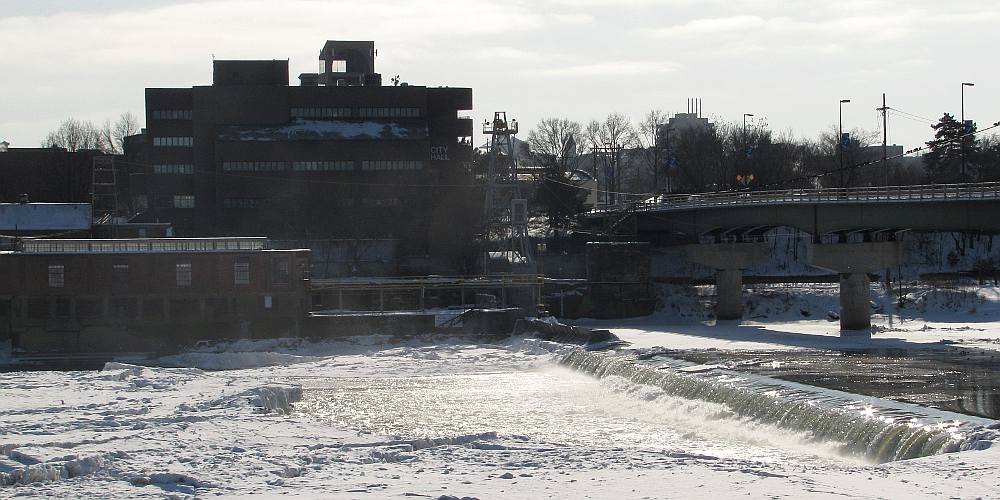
left=590, top=182, right=1000, bottom=214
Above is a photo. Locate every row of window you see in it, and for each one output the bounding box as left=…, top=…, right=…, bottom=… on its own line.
left=172, top=195, right=408, bottom=210
left=173, top=195, right=195, bottom=208
left=290, top=107, right=352, bottom=119
left=26, top=239, right=265, bottom=254
left=151, top=109, right=193, bottom=120
left=291, top=160, right=354, bottom=171
left=209, top=160, right=424, bottom=172
left=361, top=160, right=423, bottom=171
left=359, top=107, right=421, bottom=118
left=46, top=261, right=281, bottom=288
left=223, top=198, right=259, bottom=209
left=153, top=164, right=194, bottom=175
left=153, top=136, right=193, bottom=147
left=151, top=107, right=424, bottom=122
left=222, top=161, right=285, bottom=172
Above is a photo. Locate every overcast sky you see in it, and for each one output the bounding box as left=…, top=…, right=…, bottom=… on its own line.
left=1, top=0, right=997, bottom=151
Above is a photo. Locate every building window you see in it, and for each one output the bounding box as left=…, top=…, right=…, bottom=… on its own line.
left=152, top=136, right=193, bottom=147
left=233, top=259, right=250, bottom=285
left=361, top=197, right=402, bottom=207
left=175, top=263, right=192, bottom=287
left=47, top=264, right=65, bottom=288
left=290, top=107, right=352, bottom=119
left=274, top=260, right=290, bottom=284
left=222, top=161, right=285, bottom=172
left=361, top=160, right=423, bottom=171
left=223, top=198, right=259, bottom=209
left=153, top=164, right=194, bottom=175
left=113, top=263, right=129, bottom=288
left=151, top=110, right=193, bottom=120
left=359, top=107, right=421, bottom=118
left=173, top=195, right=195, bottom=208
left=291, top=160, right=354, bottom=172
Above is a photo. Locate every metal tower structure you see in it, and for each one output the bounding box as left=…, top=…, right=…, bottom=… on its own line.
left=482, top=112, right=532, bottom=274
left=91, top=155, right=119, bottom=226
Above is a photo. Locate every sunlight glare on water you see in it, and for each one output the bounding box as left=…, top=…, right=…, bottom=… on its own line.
left=297, top=364, right=859, bottom=466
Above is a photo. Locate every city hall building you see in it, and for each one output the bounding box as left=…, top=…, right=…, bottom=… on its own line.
left=141, top=40, right=476, bottom=273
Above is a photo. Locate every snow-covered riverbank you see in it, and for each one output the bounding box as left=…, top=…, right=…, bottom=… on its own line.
left=2, top=332, right=999, bottom=499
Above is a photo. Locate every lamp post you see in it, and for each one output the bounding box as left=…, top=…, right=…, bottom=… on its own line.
left=741, top=114, right=754, bottom=189
left=961, top=82, right=974, bottom=182
left=839, top=99, right=851, bottom=187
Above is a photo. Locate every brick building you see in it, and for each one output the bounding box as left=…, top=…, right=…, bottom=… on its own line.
left=0, top=237, right=310, bottom=354
left=141, top=40, right=477, bottom=273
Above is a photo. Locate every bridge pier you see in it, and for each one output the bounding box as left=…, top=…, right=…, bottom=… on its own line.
left=809, top=242, right=901, bottom=331
left=685, top=243, right=769, bottom=320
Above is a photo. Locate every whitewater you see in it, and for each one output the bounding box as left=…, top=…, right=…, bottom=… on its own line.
left=2, top=329, right=1000, bottom=499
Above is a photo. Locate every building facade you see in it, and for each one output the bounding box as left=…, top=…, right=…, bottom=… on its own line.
left=142, top=40, right=476, bottom=273
left=0, top=238, right=310, bottom=354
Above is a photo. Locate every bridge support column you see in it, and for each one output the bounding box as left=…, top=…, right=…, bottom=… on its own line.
left=715, top=268, right=744, bottom=320
left=685, top=243, right=769, bottom=320
left=809, top=242, right=901, bottom=332
left=839, top=272, right=871, bottom=330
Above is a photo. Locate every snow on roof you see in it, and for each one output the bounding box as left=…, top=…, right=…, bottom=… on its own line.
left=0, top=203, right=91, bottom=231
left=217, top=118, right=428, bottom=142
left=568, top=169, right=596, bottom=182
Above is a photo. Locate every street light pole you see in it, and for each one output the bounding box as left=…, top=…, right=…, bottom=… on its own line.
left=839, top=99, right=851, bottom=187
left=742, top=113, right=753, bottom=189
left=961, top=82, right=974, bottom=182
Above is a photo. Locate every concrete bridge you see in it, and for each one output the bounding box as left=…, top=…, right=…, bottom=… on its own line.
left=586, top=182, right=1000, bottom=331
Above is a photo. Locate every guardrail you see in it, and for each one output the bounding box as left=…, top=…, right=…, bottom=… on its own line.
left=590, top=182, right=1000, bottom=215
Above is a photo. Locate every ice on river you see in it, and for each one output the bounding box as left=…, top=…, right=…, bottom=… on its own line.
left=1, top=334, right=999, bottom=499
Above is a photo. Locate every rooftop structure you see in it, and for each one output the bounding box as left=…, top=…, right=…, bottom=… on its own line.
left=0, top=203, right=91, bottom=232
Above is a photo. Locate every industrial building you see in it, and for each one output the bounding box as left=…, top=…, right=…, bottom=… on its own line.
left=140, top=40, right=477, bottom=274
left=0, top=237, right=310, bottom=354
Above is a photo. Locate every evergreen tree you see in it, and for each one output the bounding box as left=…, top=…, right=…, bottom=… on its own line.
left=533, top=156, right=587, bottom=229
left=923, top=113, right=978, bottom=183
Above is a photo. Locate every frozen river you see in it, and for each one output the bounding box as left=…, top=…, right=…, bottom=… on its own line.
left=2, top=335, right=1000, bottom=498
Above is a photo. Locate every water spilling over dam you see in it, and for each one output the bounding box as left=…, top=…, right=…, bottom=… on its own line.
left=297, top=343, right=996, bottom=470
left=559, top=350, right=996, bottom=463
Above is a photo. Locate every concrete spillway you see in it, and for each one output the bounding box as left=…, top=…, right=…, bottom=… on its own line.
left=559, top=350, right=996, bottom=463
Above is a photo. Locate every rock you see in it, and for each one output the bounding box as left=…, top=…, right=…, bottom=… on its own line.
left=499, top=472, right=515, bottom=479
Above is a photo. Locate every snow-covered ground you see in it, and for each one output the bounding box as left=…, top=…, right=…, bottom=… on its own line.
left=3, top=283, right=1000, bottom=499
left=584, top=282, right=1000, bottom=352
left=0, top=331, right=998, bottom=498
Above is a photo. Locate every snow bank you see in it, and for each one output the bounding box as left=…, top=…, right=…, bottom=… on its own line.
left=245, top=385, right=303, bottom=414
left=0, top=451, right=122, bottom=486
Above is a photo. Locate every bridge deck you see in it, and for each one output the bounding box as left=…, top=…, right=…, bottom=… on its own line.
left=590, top=182, right=1000, bottom=214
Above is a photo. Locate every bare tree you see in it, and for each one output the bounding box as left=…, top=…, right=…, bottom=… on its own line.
left=42, top=113, right=140, bottom=154
left=637, top=110, right=668, bottom=149
left=100, top=119, right=117, bottom=154
left=113, top=112, right=141, bottom=154
left=41, top=118, right=108, bottom=152
left=631, top=110, right=670, bottom=192
left=582, top=113, right=638, bottom=151
left=526, top=118, right=582, bottom=167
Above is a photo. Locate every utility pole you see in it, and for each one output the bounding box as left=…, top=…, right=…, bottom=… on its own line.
left=961, top=82, right=974, bottom=183
left=876, top=93, right=888, bottom=187
left=839, top=99, right=851, bottom=187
